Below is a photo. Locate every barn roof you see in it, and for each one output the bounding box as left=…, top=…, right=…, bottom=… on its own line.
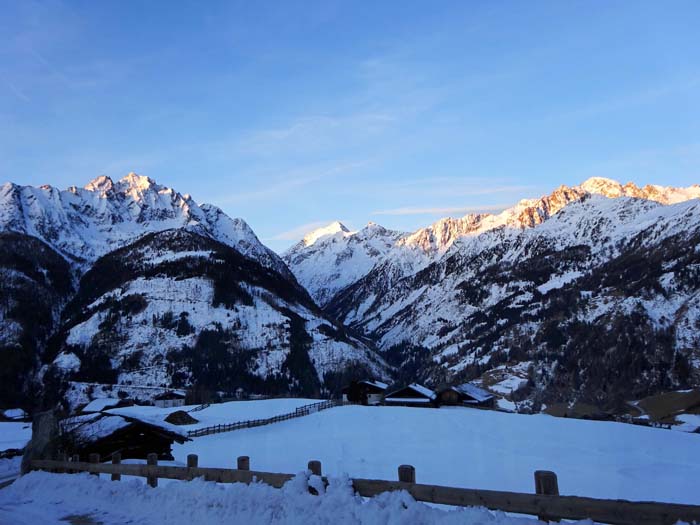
left=154, top=390, right=186, bottom=400
left=82, top=397, right=122, bottom=413
left=385, top=383, right=436, bottom=401
left=360, top=380, right=389, bottom=390
left=61, top=412, right=189, bottom=445
left=450, top=383, right=494, bottom=402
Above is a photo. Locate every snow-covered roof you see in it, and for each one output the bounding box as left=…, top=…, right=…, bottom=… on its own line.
left=408, top=383, right=436, bottom=400
left=359, top=380, right=389, bottom=390
left=450, top=383, right=494, bottom=403
left=61, top=411, right=189, bottom=444
left=385, top=383, right=436, bottom=401
left=106, top=407, right=189, bottom=437
left=61, top=414, right=130, bottom=443
left=82, top=398, right=122, bottom=413
left=1, top=408, right=27, bottom=420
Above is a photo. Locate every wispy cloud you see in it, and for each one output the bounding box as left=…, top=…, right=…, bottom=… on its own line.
left=235, top=113, right=396, bottom=157
left=372, top=204, right=508, bottom=216
left=209, top=160, right=368, bottom=205
left=2, top=78, right=30, bottom=102
left=541, top=75, right=700, bottom=123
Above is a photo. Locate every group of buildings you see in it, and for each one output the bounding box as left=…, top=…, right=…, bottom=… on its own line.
left=341, top=380, right=496, bottom=409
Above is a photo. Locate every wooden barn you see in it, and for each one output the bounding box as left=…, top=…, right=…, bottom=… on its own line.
left=341, top=380, right=389, bottom=405
left=438, top=383, right=495, bottom=408
left=153, top=390, right=186, bottom=408
left=60, top=412, right=189, bottom=461
left=384, top=383, right=437, bottom=407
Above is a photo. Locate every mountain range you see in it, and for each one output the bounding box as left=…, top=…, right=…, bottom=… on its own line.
left=283, top=177, right=700, bottom=412
left=2, top=173, right=699, bottom=414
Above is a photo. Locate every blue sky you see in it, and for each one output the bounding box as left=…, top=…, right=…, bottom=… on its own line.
left=2, top=1, right=699, bottom=251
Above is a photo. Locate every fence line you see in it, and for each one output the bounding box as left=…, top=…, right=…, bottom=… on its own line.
left=187, top=399, right=342, bottom=438
left=30, top=456, right=700, bottom=525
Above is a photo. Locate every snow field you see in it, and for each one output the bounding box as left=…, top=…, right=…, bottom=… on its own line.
left=108, top=398, right=318, bottom=431
left=0, top=422, right=31, bottom=452
left=173, top=405, right=700, bottom=505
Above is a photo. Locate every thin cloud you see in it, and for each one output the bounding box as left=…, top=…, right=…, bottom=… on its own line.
left=3, top=79, right=30, bottom=102
left=372, top=204, right=508, bottom=216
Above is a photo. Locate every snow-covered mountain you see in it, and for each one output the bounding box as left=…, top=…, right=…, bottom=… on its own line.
left=0, top=173, right=290, bottom=279
left=283, top=221, right=405, bottom=306
left=0, top=174, right=389, bottom=409
left=285, top=177, right=700, bottom=307
left=288, top=177, right=700, bottom=411
left=45, top=229, right=387, bottom=400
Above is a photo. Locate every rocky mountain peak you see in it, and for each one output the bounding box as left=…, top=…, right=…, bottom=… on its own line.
left=302, top=221, right=350, bottom=247
left=84, top=175, right=115, bottom=194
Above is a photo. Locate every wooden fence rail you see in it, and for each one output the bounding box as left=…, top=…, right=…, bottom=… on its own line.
left=30, top=457, right=700, bottom=525
left=187, top=399, right=342, bottom=437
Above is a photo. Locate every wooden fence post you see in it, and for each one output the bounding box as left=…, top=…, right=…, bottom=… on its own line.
left=71, top=454, right=80, bottom=474
left=147, top=453, right=158, bottom=488
left=398, top=464, right=416, bottom=483
left=534, top=470, right=560, bottom=522
left=57, top=452, right=66, bottom=474
left=237, top=456, right=250, bottom=471
left=308, top=460, right=322, bottom=476
left=187, top=454, right=198, bottom=480
left=111, top=453, right=121, bottom=481
left=89, top=453, right=100, bottom=477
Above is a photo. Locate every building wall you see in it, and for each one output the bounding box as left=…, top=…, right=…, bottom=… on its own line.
left=367, top=393, right=383, bottom=405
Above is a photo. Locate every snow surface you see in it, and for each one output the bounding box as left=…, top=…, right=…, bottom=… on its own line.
left=108, top=399, right=318, bottom=431
left=0, top=471, right=549, bottom=525
left=0, top=422, right=31, bottom=451
left=174, top=405, right=700, bottom=505
left=82, top=398, right=122, bottom=413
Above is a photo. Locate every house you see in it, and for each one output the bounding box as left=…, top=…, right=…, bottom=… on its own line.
left=438, top=383, right=495, bottom=408
left=60, top=412, right=189, bottom=461
left=341, top=380, right=389, bottom=405
left=153, top=390, right=186, bottom=408
left=384, top=383, right=437, bottom=407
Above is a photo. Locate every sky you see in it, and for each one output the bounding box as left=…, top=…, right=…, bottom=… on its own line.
left=1, top=1, right=699, bottom=252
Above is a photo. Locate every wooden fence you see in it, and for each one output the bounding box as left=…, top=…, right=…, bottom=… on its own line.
left=187, top=399, right=341, bottom=437
left=31, top=454, right=700, bottom=525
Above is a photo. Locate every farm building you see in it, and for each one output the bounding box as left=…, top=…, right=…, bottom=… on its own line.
left=438, top=383, right=495, bottom=408
left=384, top=383, right=436, bottom=407
left=60, top=412, right=189, bottom=461
left=341, top=380, right=389, bottom=405
left=153, top=390, right=186, bottom=408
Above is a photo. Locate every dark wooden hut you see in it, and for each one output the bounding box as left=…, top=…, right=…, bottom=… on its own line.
left=438, top=383, right=495, bottom=408
left=384, top=383, right=437, bottom=407
left=61, top=413, right=189, bottom=461
left=341, top=380, right=389, bottom=405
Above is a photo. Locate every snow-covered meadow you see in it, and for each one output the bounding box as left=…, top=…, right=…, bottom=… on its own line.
left=172, top=405, right=700, bottom=505
left=1, top=401, right=698, bottom=524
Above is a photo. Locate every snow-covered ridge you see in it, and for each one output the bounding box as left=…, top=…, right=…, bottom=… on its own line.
left=284, top=177, right=700, bottom=305
left=0, top=173, right=290, bottom=278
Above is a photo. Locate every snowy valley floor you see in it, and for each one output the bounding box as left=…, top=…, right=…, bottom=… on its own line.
left=173, top=405, right=700, bottom=505
left=1, top=403, right=699, bottom=523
